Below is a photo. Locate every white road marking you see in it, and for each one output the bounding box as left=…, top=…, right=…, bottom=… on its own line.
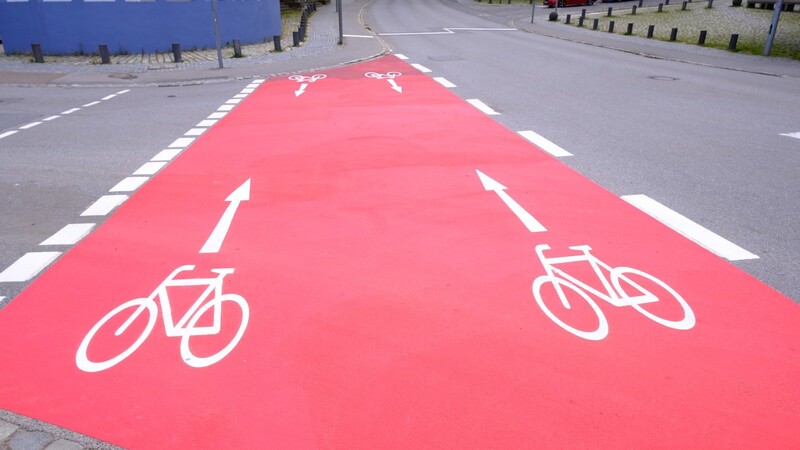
left=622, top=194, right=759, bottom=261
left=394, top=54, right=409, bottom=60
left=343, top=34, right=374, bottom=38
left=196, top=120, right=218, bottom=127
left=0, top=252, right=62, bottom=283
left=225, top=99, right=242, bottom=104
left=81, top=195, right=128, bottom=216
left=116, top=89, right=131, bottom=95
left=208, top=112, right=228, bottom=119
left=518, top=130, right=573, bottom=157
left=233, top=93, right=248, bottom=99
left=101, top=94, right=117, bottom=101
left=200, top=179, right=251, bottom=254
left=184, top=128, right=207, bottom=137
left=151, top=149, right=182, bottom=161
left=19, top=122, right=42, bottom=130
left=82, top=101, right=101, bottom=107
left=476, top=170, right=547, bottom=233
left=40, top=223, right=95, bottom=246
left=218, top=104, right=235, bottom=112
left=133, top=161, right=168, bottom=176
left=467, top=99, right=500, bottom=115
left=411, top=63, right=432, bottom=73
left=252, top=79, right=265, bottom=84
left=43, top=115, right=60, bottom=121
left=246, top=84, right=260, bottom=90
left=168, top=137, right=195, bottom=148
left=381, top=27, right=517, bottom=36
left=433, top=77, right=456, bottom=88
left=110, top=176, right=149, bottom=193
left=780, top=132, right=800, bottom=139
left=61, top=108, right=80, bottom=115
left=0, top=131, right=19, bottom=139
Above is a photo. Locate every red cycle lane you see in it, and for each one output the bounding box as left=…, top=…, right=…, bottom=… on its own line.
left=0, top=56, right=798, bottom=448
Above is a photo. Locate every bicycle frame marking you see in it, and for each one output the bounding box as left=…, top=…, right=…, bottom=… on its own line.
left=537, top=245, right=657, bottom=309
left=365, top=71, right=402, bottom=80
left=288, top=74, right=326, bottom=83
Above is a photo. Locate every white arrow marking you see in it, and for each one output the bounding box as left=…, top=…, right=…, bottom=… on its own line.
left=295, top=83, right=308, bottom=97
left=476, top=170, right=547, bottom=233
left=200, top=179, right=251, bottom=254
left=388, top=79, right=403, bottom=93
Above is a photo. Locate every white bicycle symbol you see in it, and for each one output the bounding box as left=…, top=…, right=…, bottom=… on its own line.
left=288, top=74, right=326, bottom=83
left=76, top=265, right=249, bottom=372
left=532, top=244, right=695, bottom=340
left=365, top=71, right=402, bottom=80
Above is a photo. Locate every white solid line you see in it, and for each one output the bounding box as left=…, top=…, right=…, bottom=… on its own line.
left=101, top=94, right=117, bottom=101
left=394, top=54, right=409, bottom=60
left=151, top=149, right=182, bottom=161
left=225, top=98, right=242, bottom=104
left=184, top=128, right=207, bottom=137
left=110, top=176, right=149, bottom=193
left=169, top=137, right=195, bottom=148
left=43, top=115, right=60, bottom=121
left=433, top=77, right=456, bottom=88
left=779, top=132, right=800, bottom=139
left=621, top=194, right=759, bottom=261
left=343, top=34, right=374, bottom=38
left=196, top=119, right=218, bottom=127
left=40, top=223, right=95, bottom=246
left=467, top=99, right=500, bottom=116
left=19, top=122, right=42, bottom=130
left=116, top=89, right=131, bottom=95
left=133, top=161, right=168, bottom=176
left=81, top=195, right=128, bottom=216
left=207, top=112, right=228, bottom=119
left=0, top=131, right=19, bottom=139
left=61, top=108, right=80, bottom=115
left=381, top=31, right=453, bottom=36
left=240, top=88, right=255, bottom=94
left=83, top=101, right=101, bottom=107
left=0, top=252, right=62, bottom=282
left=218, top=104, right=235, bottom=112
left=411, top=63, right=432, bottom=73
left=518, top=130, right=573, bottom=157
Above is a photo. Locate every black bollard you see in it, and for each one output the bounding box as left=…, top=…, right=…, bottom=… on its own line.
left=670, top=28, right=678, bottom=41
left=172, top=43, right=182, bottom=63
left=273, top=35, right=282, bottom=52
left=682, top=1, right=687, bottom=9
left=639, top=0, right=644, bottom=5
left=581, top=8, right=587, bottom=18
left=98, top=44, right=111, bottom=64
left=609, top=20, right=615, bottom=33
left=608, top=7, right=613, bottom=16
left=658, top=3, right=664, bottom=11
left=707, top=0, right=713, bottom=7
left=729, top=33, right=738, bottom=50
left=647, top=24, right=655, bottom=38
left=566, top=14, right=571, bottom=24
left=593, top=18, right=599, bottom=30
left=578, top=16, right=585, bottom=27
left=626, top=23, right=634, bottom=35
left=632, top=5, right=637, bottom=14
left=233, top=39, right=242, bottom=58
left=31, top=43, right=44, bottom=63
left=293, top=31, right=300, bottom=47
left=698, top=30, right=707, bottom=45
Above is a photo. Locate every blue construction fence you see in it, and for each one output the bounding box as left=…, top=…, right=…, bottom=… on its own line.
left=0, top=0, right=281, bottom=56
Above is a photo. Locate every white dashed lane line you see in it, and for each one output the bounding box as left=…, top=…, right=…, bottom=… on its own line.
left=411, top=63, right=432, bottom=73
left=467, top=99, right=500, bottom=116
left=518, top=130, right=573, bottom=157
left=622, top=194, right=759, bottom=261
left=433, top=77, right=457, bottom=88
left=0, top=82, right=263, bottom=290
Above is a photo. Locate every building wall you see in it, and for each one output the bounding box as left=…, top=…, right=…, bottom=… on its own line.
left=0, top=0, right=281, bottom=55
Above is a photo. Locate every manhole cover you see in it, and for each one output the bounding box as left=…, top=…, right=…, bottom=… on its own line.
left=108, top=73, right=137, bottom=80
left=648, top=76, right=680, bottom=81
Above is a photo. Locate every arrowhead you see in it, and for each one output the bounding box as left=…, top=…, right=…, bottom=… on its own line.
left=226, top=179, right=251, bottom=202
left=294, top=90, right=304, bottom=97
left=475, top=170, right=506, bottom=191
left=392, top=86, right=403, bottom=93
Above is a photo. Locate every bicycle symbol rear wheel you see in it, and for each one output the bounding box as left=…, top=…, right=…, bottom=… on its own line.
left=180, top=293, right=249, bottom=368
left=76, top=298, right=158, bottom=373
left=533, top=276, right=609, bottom=341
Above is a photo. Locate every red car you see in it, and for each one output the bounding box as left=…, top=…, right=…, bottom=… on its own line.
left=544, top=0, right=595, bottom=6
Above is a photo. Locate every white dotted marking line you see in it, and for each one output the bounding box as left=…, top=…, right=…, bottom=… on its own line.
left=81, top=195, right=128, bottom=217
left=83, top=101, right=101, bottom=107
left=394, top=54, right=409, bottom=60
left=43, top=115, right=60, bottom=122
left=169, top=137, right=195, bottom=148
left=151, top=149, right=182, bottom=162
left=467, top=99, right=500, bottom=116
left=411, top=63, right=432, bottom=73
left=433, top=77, right=456, bottom=88
left=0, top=252, right=62, bottom=283
left=0, top=131, right=19, bottom=139
left=208, top=112, right=228, bottom=120
left=133, top=161, right=168, bottom=176
left=110, top=176, right=150, bottom=193
left=19, top=122, right=43, bottom=130
left=622, top=194, right=759, bottom=261
left=40, top=223, right=96, bottom=246
left=196, top=119, right=218, bottom=127
left=61, top=108, right=81, bottom=115
left=518, top=130, right=573, bottom=157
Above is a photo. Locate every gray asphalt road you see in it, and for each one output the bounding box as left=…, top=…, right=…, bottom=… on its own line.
left=366, top=0, right=800, bottom=301
left=0, top=83, right=252, bottom=303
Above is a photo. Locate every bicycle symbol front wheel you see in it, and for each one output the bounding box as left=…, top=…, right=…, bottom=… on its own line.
left=76, top=298, right=158, bottom=372
left=611, top=267, right=695, bottom=330
left=180, top=293, right=249, bottom=368
left=533, top=276, right=609, bottom=341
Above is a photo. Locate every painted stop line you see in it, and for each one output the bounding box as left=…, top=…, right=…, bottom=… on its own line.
left=0, top=56, right=798, bottom=448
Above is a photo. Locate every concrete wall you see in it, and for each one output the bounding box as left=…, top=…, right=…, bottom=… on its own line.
left=0, top=0, right=281, bottom=55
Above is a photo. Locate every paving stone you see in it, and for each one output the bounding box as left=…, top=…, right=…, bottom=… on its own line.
left=0, top=419, right=20, bottom=441
left=43, top=439, right=82, bottom=450
left=6, top=431, right=53, bottom=450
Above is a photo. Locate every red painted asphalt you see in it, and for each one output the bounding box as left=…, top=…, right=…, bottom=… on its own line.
left=0, top=56, right=798, bottom=448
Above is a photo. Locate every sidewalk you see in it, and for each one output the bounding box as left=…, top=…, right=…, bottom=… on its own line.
left=0, top=0, right=388, bottom=87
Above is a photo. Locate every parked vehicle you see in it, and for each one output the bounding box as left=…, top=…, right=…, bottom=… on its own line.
left=544, top=0, right=595, bottom=6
